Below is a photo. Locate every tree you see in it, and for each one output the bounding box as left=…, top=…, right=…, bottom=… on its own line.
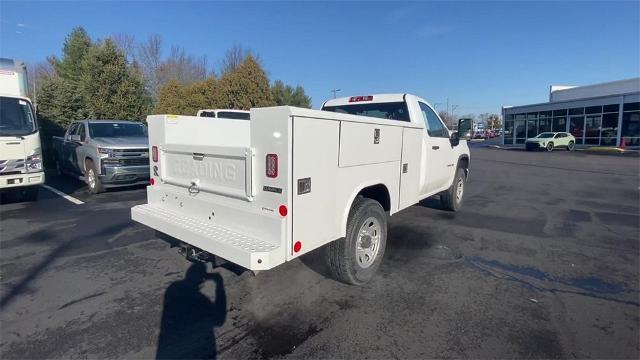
left=137, top=34, right=163, bottom=98
left=438, top=111, right=456, bottom=128
left=112, top=33, right=137, bottom=62
left=155, top=79, right=187, bottom=115
left=219, top=43, right=251, bottom=75
left=271, top=80, right=312, bottom=108
left=50, top=27, right=92, bottom=83
left=80, top=39, right=151, bottom=120
left=217, top=55, right=272, bottom=109
left=487, top=114, right=502, bottom=130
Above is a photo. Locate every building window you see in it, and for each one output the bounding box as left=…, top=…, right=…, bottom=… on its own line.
left=552, top=109, right=567, bottom=117
left=504, top=120, right=514, bottom=144
left=569, top=107, right=584, bottom=116
left=586, top=105, right=603, bottom=114
left=623, top=102, right=639, bottom=112
left=552, top=117, right=567, bottom=132
left=584, top=115, right=601, bottom=145
left=570, top=116, right=585, bottom=143
left=621, top=111, right=640, bottom=146
left=601, top=113, right=619, bottom=146
left=538, top=118, right=551, bottom=133
left=527, top=119, right=538, bottom=138
left=603, top=104, right=619, bottom=113
left=515, top=120, right=526, bottom=143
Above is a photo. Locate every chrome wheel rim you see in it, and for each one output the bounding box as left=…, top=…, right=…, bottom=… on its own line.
left=356, top=217, right=381, bottom=269
left=88, top=168, right=96, bottom=189
left=456, top=177, right=464, bottom=202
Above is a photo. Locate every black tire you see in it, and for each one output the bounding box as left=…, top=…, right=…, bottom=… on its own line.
left=441, top=167, right=466, bottom=212
left=546, top=142, right=554, bottom=152
left=22, top=186, right=39, bottom=202
left=326, top=197, right=387, bottom=285
left=85, top=159, right=105, bottom=194
left=567, top=141, right=575, bottom=151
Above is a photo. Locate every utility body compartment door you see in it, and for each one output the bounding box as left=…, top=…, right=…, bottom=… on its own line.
left=291, top=116, right=340, bottom=257
left=398, top=127, right=423, bottom=209
left=338, top=121, right=402, bottom=167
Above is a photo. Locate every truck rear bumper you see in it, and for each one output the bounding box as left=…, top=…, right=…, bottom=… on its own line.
left=0, top=172, right=44, bottom=189
left=131, top=204, right=282, bottom=270
left=100, top=165, right=149, bottom=187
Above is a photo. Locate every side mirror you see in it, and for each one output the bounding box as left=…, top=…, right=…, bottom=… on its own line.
left=457, top=118, right=473, bottom=140
left=69, top=134, right=81, bottom=142
left=450, top=132, right=460, bottom=147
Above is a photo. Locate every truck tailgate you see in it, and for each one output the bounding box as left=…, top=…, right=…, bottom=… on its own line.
left=161, top=144, right=254, bottom=201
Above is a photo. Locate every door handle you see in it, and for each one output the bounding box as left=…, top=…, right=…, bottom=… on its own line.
left=432, top=146, right=440, bottom=150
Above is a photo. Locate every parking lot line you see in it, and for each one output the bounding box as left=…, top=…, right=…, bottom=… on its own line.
left=42, top=184, right=85, bottom=205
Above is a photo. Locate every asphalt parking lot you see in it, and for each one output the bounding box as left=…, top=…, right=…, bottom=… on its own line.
left=1, top=146, right=638, bottom=359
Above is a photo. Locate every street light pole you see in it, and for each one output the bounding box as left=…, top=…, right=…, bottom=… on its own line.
left=331, top=89, right=341, bottom=99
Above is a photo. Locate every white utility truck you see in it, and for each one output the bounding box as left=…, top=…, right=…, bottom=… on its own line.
left=0, top=58, right=43, bottom=201
left=132, top=94, right=471, bottom=284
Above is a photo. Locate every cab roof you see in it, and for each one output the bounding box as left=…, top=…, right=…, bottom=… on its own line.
left=322, top=93, right=407, bottom=108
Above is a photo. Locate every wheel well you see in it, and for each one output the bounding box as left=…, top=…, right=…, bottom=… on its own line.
left=458, top=155, right=469, bottom=170
left=85, top=157, right=94, bottom=173
left=357, top=184, right=390, bottom=212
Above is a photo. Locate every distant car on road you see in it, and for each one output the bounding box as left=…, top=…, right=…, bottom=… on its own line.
left=525, top=132, right=575, bottom=152
left=53, top=120, right=150, bottom=194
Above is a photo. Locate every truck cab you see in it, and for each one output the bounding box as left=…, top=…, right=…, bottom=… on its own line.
left=196, top=109, right=250, bottom=120
left=322, top=94, right=470, bottom=197
left=0, top=59, right=44, bottom=201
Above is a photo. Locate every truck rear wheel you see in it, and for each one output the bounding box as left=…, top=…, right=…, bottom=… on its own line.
left=441, top=167, right=466, bottom=212
left=326, top=197, right=387, bottom=285
left=85, top=159, right=105, bottom=194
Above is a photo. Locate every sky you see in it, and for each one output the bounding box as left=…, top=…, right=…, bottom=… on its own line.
left=1, top=1, right=639, bottom=115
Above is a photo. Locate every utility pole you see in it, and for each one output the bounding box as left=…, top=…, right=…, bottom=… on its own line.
left=331, top=89, right=341, bottom=99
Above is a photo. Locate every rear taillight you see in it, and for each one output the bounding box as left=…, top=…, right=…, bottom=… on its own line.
left=266, top=154, right=278, bottom=178
left=152, top=146, right=158, bottom=162
left=348, top=95, right=373, bottom=102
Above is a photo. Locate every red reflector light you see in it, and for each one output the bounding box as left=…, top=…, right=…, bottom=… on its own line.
left=279, top=205, right=288, bottom=217
left=266, top=154, right=278, bottom=178
left=348, top=95, right=373, bottom=102
left=150, top=178, right=155, bottom=185
left=294, top=241, right=302, bottom=253
left=152, top=146, right=158, bottom=162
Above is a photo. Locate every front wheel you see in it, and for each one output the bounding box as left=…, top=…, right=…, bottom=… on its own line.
left=85, top=159, right=105, bottom=194
left=441, top=167, right=466, bottom=211
left=567, top=141, right=575, bottom=151
left=326, top=197, right=387, bottom=285
left=546, top=142, right=554, bottom=152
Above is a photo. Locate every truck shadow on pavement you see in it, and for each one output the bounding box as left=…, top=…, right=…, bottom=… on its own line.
left=156, top=262, right=227, bottom=360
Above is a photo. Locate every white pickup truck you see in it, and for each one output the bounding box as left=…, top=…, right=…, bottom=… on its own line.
left=132, top=94, right=471, bottom=284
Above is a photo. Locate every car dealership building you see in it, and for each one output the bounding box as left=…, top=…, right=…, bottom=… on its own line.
left=502, top=78, right=640, bottom=147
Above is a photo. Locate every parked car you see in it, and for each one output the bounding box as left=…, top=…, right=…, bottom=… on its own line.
left=53, top=120, right=150, bottom=193
left=196, top=109, right=250, bottom=120
left=132, top=94, right=471, bottom=285
left=525, top=132, right=576, bottom=151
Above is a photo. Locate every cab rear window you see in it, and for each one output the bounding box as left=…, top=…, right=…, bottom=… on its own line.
left=322, top=102, right=410, bottom=122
